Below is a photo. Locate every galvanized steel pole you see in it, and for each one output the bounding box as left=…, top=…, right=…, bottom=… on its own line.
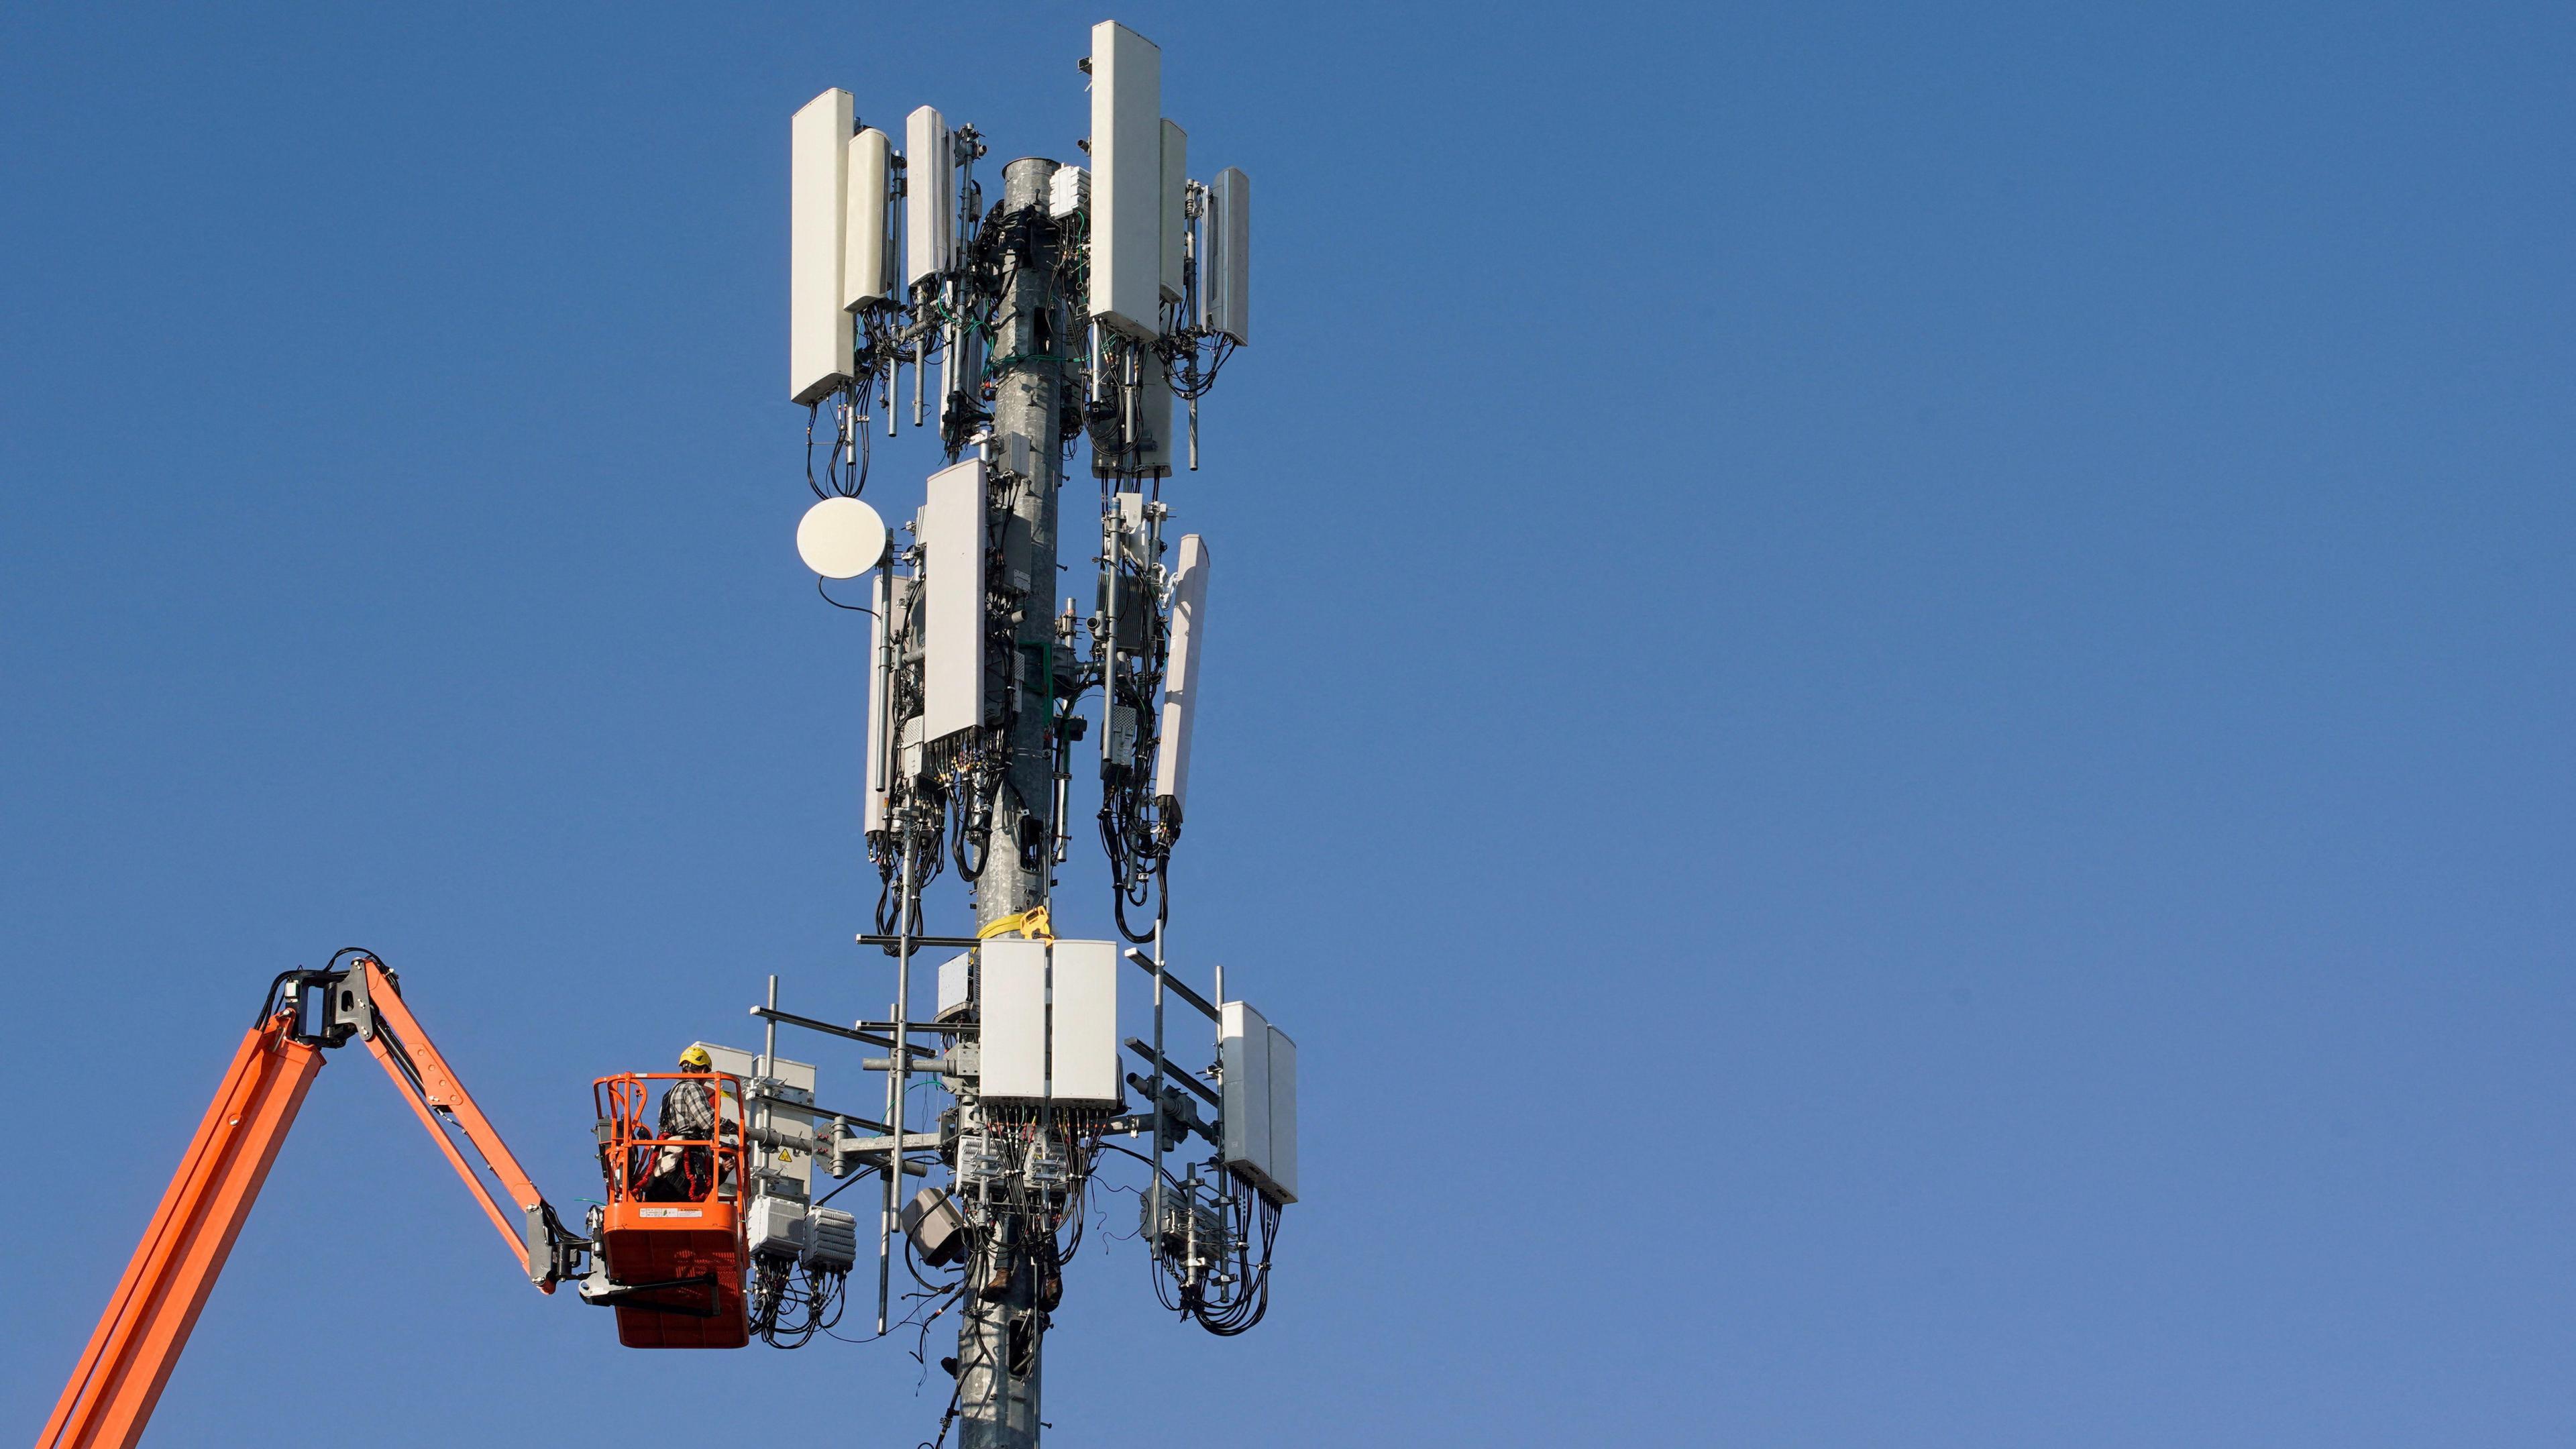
left=957, top=154, right=1063, bottom=1449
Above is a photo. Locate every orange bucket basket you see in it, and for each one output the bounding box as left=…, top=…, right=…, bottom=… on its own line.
left=591, top=1072, right=748, bottom=1348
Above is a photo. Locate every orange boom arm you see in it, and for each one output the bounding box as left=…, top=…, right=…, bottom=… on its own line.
left=38, top=1016, right=321, bottom=1449
left=40, top=953, right=586, bottom=1449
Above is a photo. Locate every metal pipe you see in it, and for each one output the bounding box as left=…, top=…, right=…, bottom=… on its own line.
left=1120, top=947, right=1219, bottom=1022
left=1148, top=919, right=1166, bottom=1272
left=861, top=1055, right=949, bottom=1075
left=1103, top=500, right=1120, bottom=783
left=881, top=808, right=914, bottom=1332
left=748, top=1005, right=898, bottom=1050
left=1123, top=1041, right=1216, bottom=1106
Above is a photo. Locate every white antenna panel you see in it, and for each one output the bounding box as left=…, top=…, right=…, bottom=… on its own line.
left=1220, top=1002, right=1297, bottom=1205
left=1263, top=1022, right=1297, bottom=1203
left=863, top=572, right=905, bottom=835
left=1159, top=119, right=1187, bottom=307
left=1087, top=20, right=1162, bottom=339
left=789, top=89, right=855, bottom=405
left=919, top=458, right=986, bottom=745
left=1201, top=167, right=1250, bottom=345
left=843, top=127, right=897, bottom=309
left=1220, top=1001, right=1273, bottom=1189
left=1049, top=939, right=1120, bottom=1106
left=905, top=106, right=953, bottom=290
left=979, top=939, right=1047, bottom=1100
left=1153, top=533, right=1208, bottom=810
left=977, top=938, right=1118, bottom=1105
left=935, top=951, right=973, bottom=1020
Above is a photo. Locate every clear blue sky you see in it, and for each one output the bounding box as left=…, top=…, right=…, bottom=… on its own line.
left=5, top=3, right=2571, bottom=1445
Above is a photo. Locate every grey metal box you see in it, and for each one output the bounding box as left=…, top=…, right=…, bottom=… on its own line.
left=955, top=1132, right=1008, bottom=1185
left=1201, top=168, right=1250, bottom=345
left=1095, top=347, right=1173, bottom=477
left=748, top=1193, right=808, bottom=1259
left=899, top=1186, right=964, bottom=1267
left=804, top=1206, right=859, bottom=1271
left=1159, top=119, right=1187, bottom=306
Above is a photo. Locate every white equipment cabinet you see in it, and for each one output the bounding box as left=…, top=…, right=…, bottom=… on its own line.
left=976, top=938, right=1121, bottom=1106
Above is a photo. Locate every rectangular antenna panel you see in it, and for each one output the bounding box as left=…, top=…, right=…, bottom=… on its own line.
left=1155, top=534, right=1209, bottom=809
left=1220, top=1001, right=1273, bottom=1189
left=905, top=106, right=953, bottom=290
left=1264, top=1024, right=1297, bottom=1203
left=863, top=571, right=895, bottom=834
left=1049, top=939, right=1120, bottom=1106
left=1088, top=21, right=1162, bottom=339
left=1159, top=119, right=1187, bottom=305
left=843, top=128, right=896, bottom=309
left=1202, top=167, right=1250, bottom=344
left=919, top=459, right=985, bottom=745
left=935, top=951, right=973, bottom=1020
left=978, top=939, right=1047, bottom=1100
left=790, top=89, right=855, bottom=403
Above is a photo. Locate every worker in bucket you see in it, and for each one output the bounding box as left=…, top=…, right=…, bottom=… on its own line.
left=649, top=1045, right=735, bottom=1200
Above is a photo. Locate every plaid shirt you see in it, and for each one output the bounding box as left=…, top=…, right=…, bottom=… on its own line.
left=659, top=1078, right=721, bottom=1141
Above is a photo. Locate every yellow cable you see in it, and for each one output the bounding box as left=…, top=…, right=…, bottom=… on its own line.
left=975, top=904, right=1055, bottom=941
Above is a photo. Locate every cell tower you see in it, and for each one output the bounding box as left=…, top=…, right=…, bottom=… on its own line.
left=755, top=20, right=1289, bottom=1447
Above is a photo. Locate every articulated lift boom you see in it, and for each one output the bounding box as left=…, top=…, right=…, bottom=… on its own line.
left=38, top=951, right=588, bottom=1449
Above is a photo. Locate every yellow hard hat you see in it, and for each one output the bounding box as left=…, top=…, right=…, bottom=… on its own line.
left=678, top=1044, right=712, bottom=1071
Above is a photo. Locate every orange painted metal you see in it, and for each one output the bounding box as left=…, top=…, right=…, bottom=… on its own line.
left=592, top=1072, right=749, bottom=1348
left=350, top=959, right=554, bottom=1285
left=39, top=1015, right=323, bottom=1449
